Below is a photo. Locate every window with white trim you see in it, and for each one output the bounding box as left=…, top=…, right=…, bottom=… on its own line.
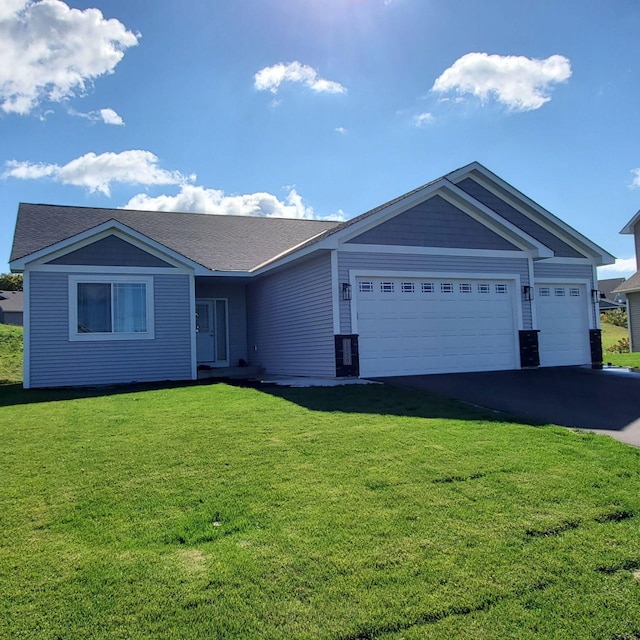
left=401, top=282, right=415, bottom=293
left=478, top=283, right=490, bottom=294
left=358, top=281, right=373, bottom=293
left=569, top=287, right=581, bottom=297
left=554, top=287, right=565, bottom=297
left=495, top=284, right=508, bottom=294
left=459, top=283, right=472, bottom=294
left=441, top=283, right=453, bottom=293
left=69, top=275, right=154, bottom=341
left=421, top=282, right=434, bottom=293
left=539, top=287, right=550, bottom=297
left=380, top=282, right=394, bottom=293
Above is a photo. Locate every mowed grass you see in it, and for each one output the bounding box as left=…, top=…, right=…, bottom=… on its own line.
left=600, top=321, right=640, bottom=368
left=0, top=324, right=22, bottom=384
left=1, top=381, right=640, bottom=639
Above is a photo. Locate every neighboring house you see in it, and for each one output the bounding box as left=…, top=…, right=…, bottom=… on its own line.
left=597, top=277, right=626, bottom=311
left=615, top=212, right=640, bottom=350
left=9, top=162, right=614, bottom=389
left=0, top=290, right=23, bottom=326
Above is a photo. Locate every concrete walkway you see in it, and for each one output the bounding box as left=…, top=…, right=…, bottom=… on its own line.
left=377, top=366, right=640, bottom=447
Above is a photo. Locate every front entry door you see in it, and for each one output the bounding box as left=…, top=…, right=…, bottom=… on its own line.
left=196, top=299, right=228, bottom=365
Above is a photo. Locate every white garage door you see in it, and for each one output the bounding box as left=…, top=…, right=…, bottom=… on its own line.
left=536, top=283, right=591, bottom=367
left=356, top=276, right=518, bottom=377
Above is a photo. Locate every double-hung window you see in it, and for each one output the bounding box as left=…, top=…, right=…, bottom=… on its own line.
left=69, top=275, right=154, bottom=340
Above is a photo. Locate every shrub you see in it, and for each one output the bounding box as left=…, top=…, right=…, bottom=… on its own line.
left=601, top=309, right=628, bottom=328
left=605, top=337, right=630, bottom=354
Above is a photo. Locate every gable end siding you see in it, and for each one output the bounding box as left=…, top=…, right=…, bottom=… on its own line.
left=456, top=178, right=583, bottom=258
left=46, top=235, right=175, bottom=268
left=337, top=252, right=532, bottom=334
left=346, top=195, right=519, bottom=250
left=247, top=253, right=335, bottom=376
left=28, top=271, right=192, bottom=387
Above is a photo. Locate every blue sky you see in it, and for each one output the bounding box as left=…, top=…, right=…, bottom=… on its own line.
left=2, top=0, right=640, bottom=277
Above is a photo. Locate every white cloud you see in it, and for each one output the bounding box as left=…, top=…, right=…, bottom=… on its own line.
left=99, top=108, right=124, bottom=126
left=432, top=52, right=572, bottom=112
left=3, top=150, right=187, bottom=196
left=124, top=184, right=345, bottom=221
left=334, top=126, right=347, bottom=134
left=254, top=61, right=346, bottom=95
left=630, top=168, right=640, bottom=189
left=0, top=0, right=139, bottom=115
left=413, top=112, right=434, bottom=127
left=598, top=258, right=637, bottom=276
left=67, top=106, right=124, bottom=125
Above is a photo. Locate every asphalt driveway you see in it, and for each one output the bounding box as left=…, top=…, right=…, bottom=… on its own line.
left=376, top=367, right=640, bottom=446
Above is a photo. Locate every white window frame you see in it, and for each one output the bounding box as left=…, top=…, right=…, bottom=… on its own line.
left=68, top=275, right=155, bottom=341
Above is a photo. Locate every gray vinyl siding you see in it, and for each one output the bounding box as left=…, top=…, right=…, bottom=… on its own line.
left=1, top=311, right=23, bottom=326
left=456, top=178, right=584, bottom=258
left=47, top=235, right=174, bottom=268
left=28, top=271, right=192, bottom=387
left=533, top=262, right=597, bottom=327
left=195, top=279, right=248, bottom=365
left=337, top=252, right=532, bottom=333
left=346, top=195, right=518, bottom=250
left=247, top=253, right=334, bottom=376
left=628, top=292, right=640, bottom=352
left=634, top=224, right=640, bottom=271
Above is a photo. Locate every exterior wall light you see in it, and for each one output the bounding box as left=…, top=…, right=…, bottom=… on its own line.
left=342, top=283, right=352, bottom=301
left=522, top=285, right=533, bottom=301
left=591, top=289, right=601, bottom=304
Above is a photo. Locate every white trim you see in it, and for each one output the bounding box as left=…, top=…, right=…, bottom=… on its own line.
left=338, top=243, right=533, bottom=259
left=68, top=275, right=156, bottom=341
left=439, top=185, right=552, bottom=255
left=195, top=298, right=230, bottom=367
left=528, top=257, right=537, bottom=329
left=12, top=221, right=205, bottom=272
left=533, top=278, right=594, bottom=329
left=250, top=228, right=334, bottom=272
left=22, top=270, right=30, bottom=389
left=330, top=251, right=341, bottom=334
left=620, top=209, right=640, bottom=235
left=29, top=264, right=188, bottom=275
left=189, top=274, right=197, bottom=380
left=592, top=265, right=600, bottom=330
left=447, top=166, right=615, bottom=264
left=334, top=180, right=552, bottom=257
left=533, top=257, right=595, bottom=265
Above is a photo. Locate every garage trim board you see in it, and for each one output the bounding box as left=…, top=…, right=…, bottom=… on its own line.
left=350, top=270, right=522, bottom=377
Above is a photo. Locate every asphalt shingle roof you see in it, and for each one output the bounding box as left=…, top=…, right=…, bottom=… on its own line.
left=11, top=203, right=340, bottom=271
left=0, top=290, right=23, bottom=312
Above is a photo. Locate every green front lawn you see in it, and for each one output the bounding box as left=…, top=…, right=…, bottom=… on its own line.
left=600, top=321, right=640, bottom=368
left=0, top=324, right=22, bottom=384
left=1, top=381, right=639, bottom=639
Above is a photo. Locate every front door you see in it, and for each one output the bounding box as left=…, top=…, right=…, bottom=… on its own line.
left=196, top=299, right=229, bottom=365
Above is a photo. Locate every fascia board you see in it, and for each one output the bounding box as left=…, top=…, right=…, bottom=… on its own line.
left=439, top=182, right=553, bottom=257
left=334, top=178, right=551, bottom=256
left=620, top=210, right=640, bottom=234
left=332, top=179, right=450, bottom=243
left=252, top=177, right=555, bottom=274
left=12, top=220, right=203, bottom=272
left=450, top=164, right=615, bottom=264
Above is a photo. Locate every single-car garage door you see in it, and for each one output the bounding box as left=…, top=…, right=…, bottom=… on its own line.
left=536, top=283, right=591, bottom=367
left=356, top=276, right=519, bottom=377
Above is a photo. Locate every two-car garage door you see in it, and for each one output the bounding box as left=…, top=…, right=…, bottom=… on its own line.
left=356, top=276, right=519, bottom=377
